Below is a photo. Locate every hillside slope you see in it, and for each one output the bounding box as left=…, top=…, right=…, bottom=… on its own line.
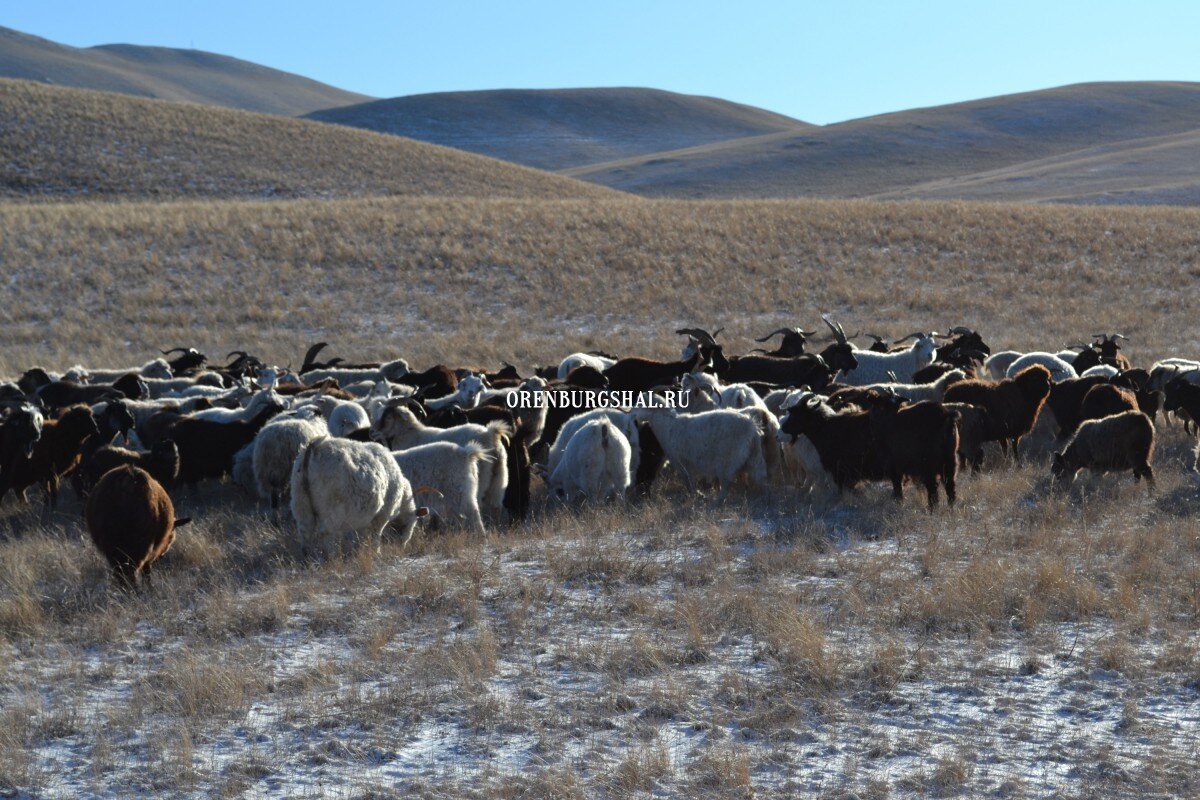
left=0, top=79, right=618, bottom=201
left=565, top=82, right=1200, bottom=199
left=306, top=87, right=811, bottom=170
left=0, top=25, right=368, bottom=115
left=874, top=127, right=1200, bottom=206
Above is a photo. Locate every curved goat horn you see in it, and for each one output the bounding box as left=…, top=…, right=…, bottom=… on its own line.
left=755, top=328, right=793, bottom=343
left=820, top=315, right=847, bottom=347
left=160, top=347, right=189, bottom=356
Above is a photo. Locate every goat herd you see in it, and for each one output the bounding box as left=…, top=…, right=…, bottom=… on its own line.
left=2, top=319, right=1198, bottom=591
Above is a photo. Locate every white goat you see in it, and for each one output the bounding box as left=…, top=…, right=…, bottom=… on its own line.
left=253, top=416, right=328, bottom=509
left=312, top=395, right=370, bottom=437
left=301, top=359, right=410, bottom=387
left=425, top=374, right=487, bottom=412
left=392, top=442, right=491, bottom=535
left=630, top=407, right=767, bottom=501
left=371, top=405, right=509, bottom=521
left=862, top=369, right=967, bottom=404
left=65, top=358, right=173, bottom=384
left=557, top=353, right=616, bottom=380
left=547, top=419, right=631, bottom=504
left=190, top=388, right=285, bottom=423
left=545, top=409, right=641, bottom=485
left=142, top=372, right=226, bottom=399
left=985, top=351, right=1023, bottom=381
left=837, top=333, right=938, bottom=386
left=1006, top=353, right=1077, bottom=383
left=1079, top=364, right=1119, bottom=379
left=290, top=436, right=423, bottom=558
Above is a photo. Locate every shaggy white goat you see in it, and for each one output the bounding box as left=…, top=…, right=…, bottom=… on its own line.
left=546, top=418, right=631, bottom=504
left=392, top=442, right=491, bottom=535
left=630, top=407, right=767, bottom=502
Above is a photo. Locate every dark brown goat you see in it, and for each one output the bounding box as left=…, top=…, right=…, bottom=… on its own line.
left=165, top=404, right=283, bottom=484
left=78, top=439, right=181, bottom=498
left=866, top=394, right=960, bottom=510
left=36, top=380, right=124, bottom=411
left=86, top=465, right=188, bottom=591
left=0, top=404, right=44, bottom=493
left=0, top=405, right=98, bottom=508
left=942, top=365, right=1052, bottom=459
left=1045, top=375, right=1111, bottom=438
left=779, top=393, right=885, bottom=494
left=603, top=349, right=710, bottom=393
left=1078, top=384, right=1138, bottom=426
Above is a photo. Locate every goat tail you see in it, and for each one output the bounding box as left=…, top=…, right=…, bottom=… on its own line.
left=295, top=435, right=328, bottom=537
left=486, top=420, right=514, bottom=449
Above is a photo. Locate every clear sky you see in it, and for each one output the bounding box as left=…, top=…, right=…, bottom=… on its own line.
left=4, top=1, right=1199, bottom=124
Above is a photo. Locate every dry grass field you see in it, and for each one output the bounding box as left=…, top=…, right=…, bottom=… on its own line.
left=2, top=196, right=1199, bottom=798
left=0, top=81, right=616, bottom=202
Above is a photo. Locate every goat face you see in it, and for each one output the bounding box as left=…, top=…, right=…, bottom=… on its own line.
left=2, top=405, right=44, bottom=457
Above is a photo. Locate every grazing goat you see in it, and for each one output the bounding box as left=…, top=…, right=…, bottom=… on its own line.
left=558, top=352, right=617, bottom=380
left=943, top=365, right=1053, bottom=459
left=35, top=380, right=123, bottom=411
left=86, top=465, right=188, bottom=591
left=942, top=402, right=995, bottom=472
left=1006, top=353, right=1076, bottom=383
left=371, top=405, right=510, bottom=521
left=1052, top=411, right=1155, bottom=488
left=1163, top=378, right=1200, bottom=471
left=603, top=349, right=710, bottom=393
left=65, top=358, right=173, bottom=384
left=300, top=359, right=411, bottom=387
left=861, top=369, right=966, bottom=404
left=290, top=436, right=424, bottom=557
left=546, top=419, right=632, bottom=504
left=779, top=393, right=885, bottom=494
left=544, top=409, right=641, bottom=487
left=392, top=442, right=490, bottom=535
left=167, top=403, right=283, bottom=484
left=253, top=417, right=328, bottom=509
left=985, top=351, right=1023, bottom=381
left=1078, top=384, right=1138, bottom=425
left=630, top=407, right=767, bottom=502
left=0, top=405, right=99, bottom=508
left=865, top=393, right=959, bottom=510
left=77, top=439, right=180, bottom=499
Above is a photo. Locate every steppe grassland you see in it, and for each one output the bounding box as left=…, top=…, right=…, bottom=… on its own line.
left=1, top=196, right=1198, bottom=377
left=0, top=196, right=1198, bottom=798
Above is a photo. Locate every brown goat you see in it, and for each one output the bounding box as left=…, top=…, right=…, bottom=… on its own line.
left=0, top=405, right=99, bottom=509
left=942, top=402, right=996, bottom=472
left=943, top=365, right=1053, bottom=460
left=1078, top=384, right=1138, bottom=426
left=86, top=465, right=189, bottom=590
left=866, top=394, right=960, bottom=510
left=1052, top=411, right=1154, bottom=488
left=77, top=438, right=181, bottom=498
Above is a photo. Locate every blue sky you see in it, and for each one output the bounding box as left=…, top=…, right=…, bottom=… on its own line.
left=5, top=1, right=1199, bottom=124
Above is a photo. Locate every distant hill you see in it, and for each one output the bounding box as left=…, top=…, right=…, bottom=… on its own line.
left=305, top=87, right=811, bottom=170
left=564, top=82, right=1200, bottom=200
left=0, top=79, right=619, bottom=201
left=0, top=25, right=369, bottom=115
left=874, top=127, right=1200, bottom=206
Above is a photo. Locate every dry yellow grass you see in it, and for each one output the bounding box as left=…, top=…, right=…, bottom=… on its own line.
left=0, top=195, right=1197, bottom=375
left=0, top=80, right=618, bottom=202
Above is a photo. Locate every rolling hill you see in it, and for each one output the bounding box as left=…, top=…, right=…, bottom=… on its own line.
left=874, top=127, right=1200, bottom=206
left=305, top=87, right=811, bottom=170
left=0, top=79, right=619, bottom=201
left=564, top=82, right=1200, bottom=200
left=0, top=25, right=369, bottom=115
